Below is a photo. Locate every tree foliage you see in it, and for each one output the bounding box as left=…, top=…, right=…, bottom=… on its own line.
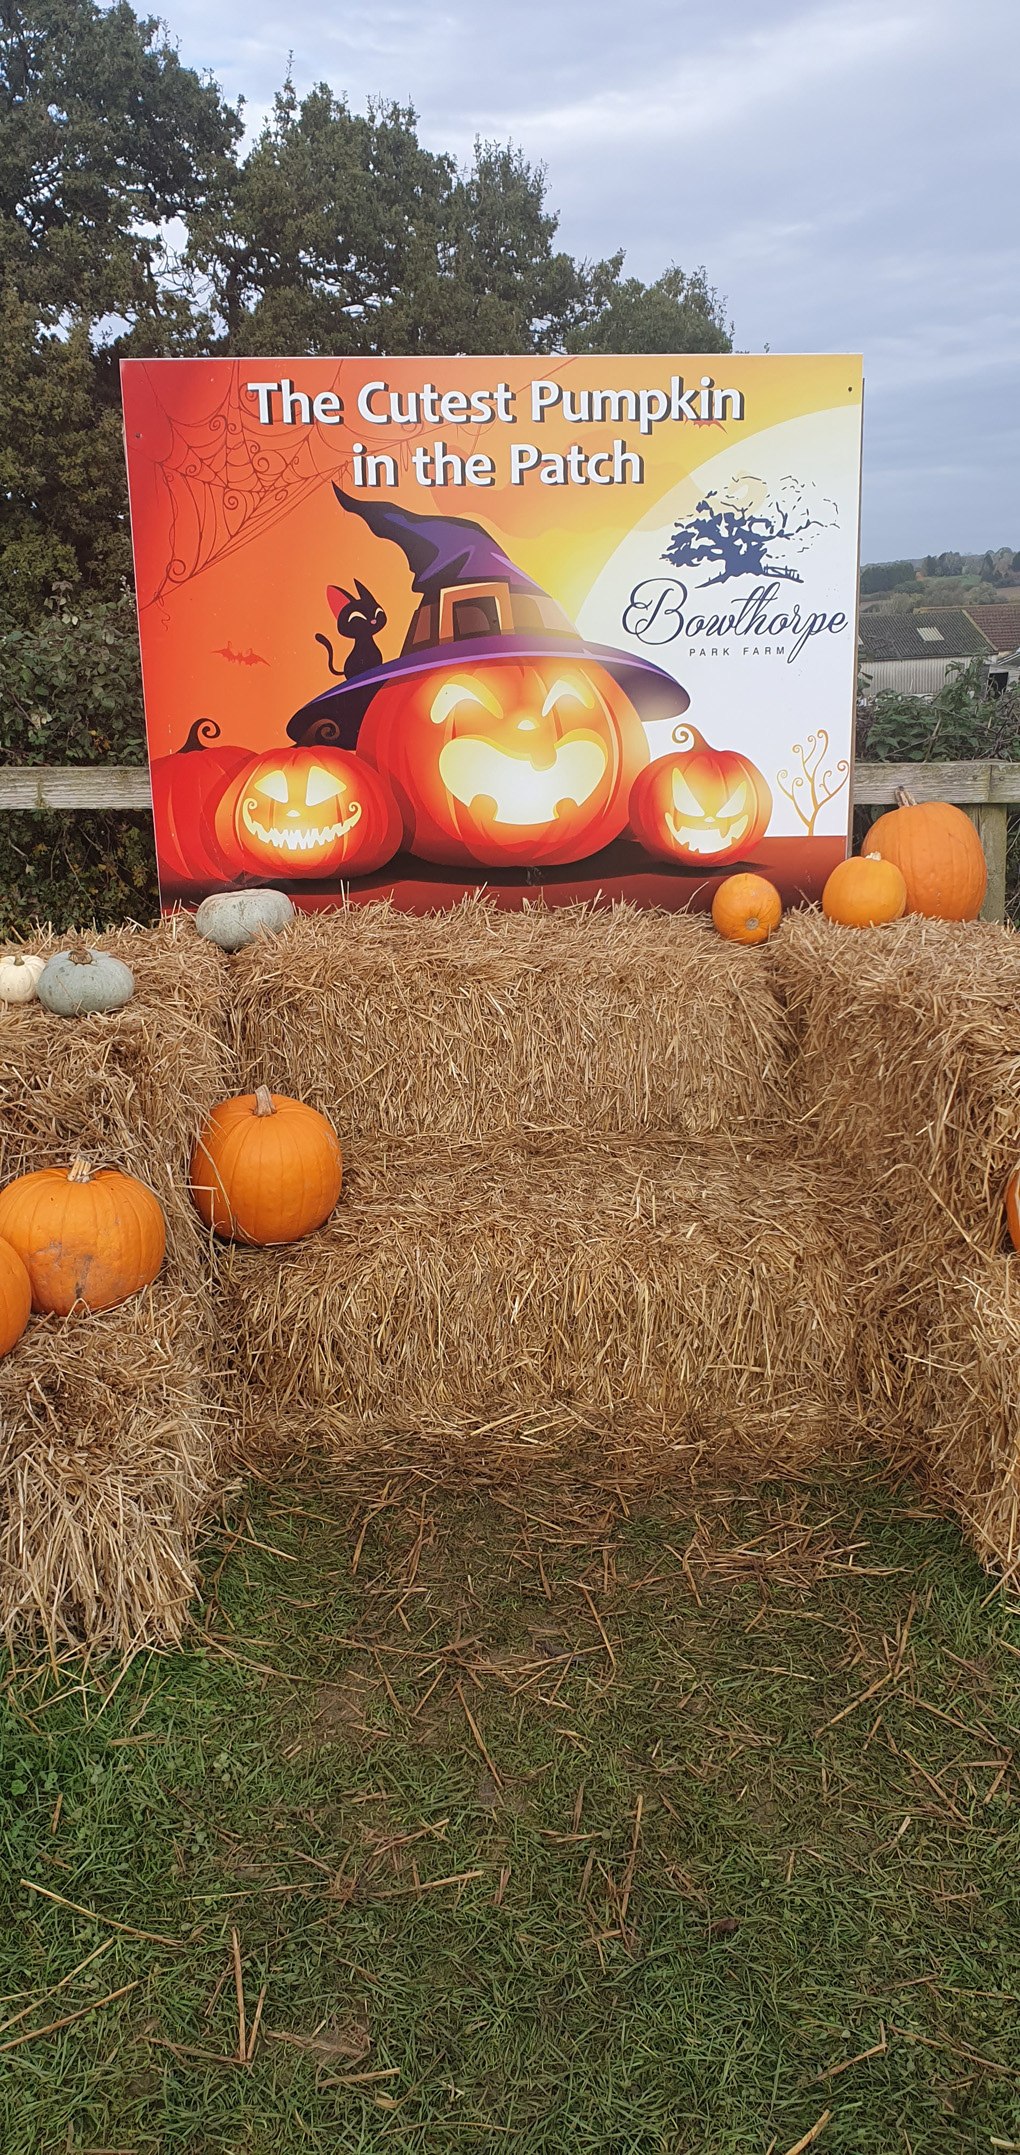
left=1, top=4, right=732, bottom=619
left=859, top=560, right=917, bottom=595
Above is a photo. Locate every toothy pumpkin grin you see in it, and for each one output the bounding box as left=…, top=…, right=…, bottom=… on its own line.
left=241, top=798, right=362, bottom=852
left=214, top=747, right=402, bottom=878
left=628, top=725, right=773, bottom=868
left=437, top=736, right=608, bottom=826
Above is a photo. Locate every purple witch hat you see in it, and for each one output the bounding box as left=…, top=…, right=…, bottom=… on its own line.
left=287, top=488, right=689, bottom=748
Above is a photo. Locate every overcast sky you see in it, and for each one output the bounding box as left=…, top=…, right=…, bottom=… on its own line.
left=164, top=0, right=1019, bottom=563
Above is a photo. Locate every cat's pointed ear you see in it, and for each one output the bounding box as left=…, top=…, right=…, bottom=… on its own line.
left=354, top=579, right=378, bottom=608
left=327, top=585, right=355, bottom=615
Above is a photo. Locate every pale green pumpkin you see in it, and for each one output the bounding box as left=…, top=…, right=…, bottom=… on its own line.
left=38, top=944, right=135, bottom=1016
left=194, top=888, right=295, bottom=952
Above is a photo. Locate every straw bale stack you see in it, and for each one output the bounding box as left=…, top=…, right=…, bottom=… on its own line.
left=0, top=1291, right=221, bottom=1648
left=0, top=919, right=234, bottom=1645
left=215, top=1132, right=870, bottom=1474
left=227, top=899, right=791, bottom=1141
left=769, top=909, right=1020, bottom=1249
left=770, top=908, right=1020, bottom=1574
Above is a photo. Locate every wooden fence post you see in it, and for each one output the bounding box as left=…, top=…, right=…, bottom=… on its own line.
left=962, top=804, right=1008, bottom=925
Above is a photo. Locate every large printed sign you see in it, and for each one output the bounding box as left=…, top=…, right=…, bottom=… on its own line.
left=121, top=354, right=862, bottom=912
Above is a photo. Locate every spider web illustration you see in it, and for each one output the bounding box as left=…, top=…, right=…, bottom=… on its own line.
left=141, top=362, right=347, bottom=606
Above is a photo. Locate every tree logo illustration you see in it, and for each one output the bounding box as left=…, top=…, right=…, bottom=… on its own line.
left=663, top=472, right=839, bottom=588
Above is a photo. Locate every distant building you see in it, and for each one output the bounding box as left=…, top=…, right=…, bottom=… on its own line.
left=962, top=607, right=1020, bottom=691
left=858, top=610, right=995, bottom=698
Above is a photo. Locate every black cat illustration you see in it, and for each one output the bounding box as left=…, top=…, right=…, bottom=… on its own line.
left=315, top=581, right=387, bottom=680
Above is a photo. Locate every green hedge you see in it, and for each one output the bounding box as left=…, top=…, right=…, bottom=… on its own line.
left=0, top=590, right=159, bottom=931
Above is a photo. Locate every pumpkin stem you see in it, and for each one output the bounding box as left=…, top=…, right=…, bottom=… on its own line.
left=253, top=1085, right=276, bottom=1118
left=68, top=1156, right=92, bottom=1183
left=894, top=787, right=917, bottom=809
left=68, top=935, right=94, bottom=966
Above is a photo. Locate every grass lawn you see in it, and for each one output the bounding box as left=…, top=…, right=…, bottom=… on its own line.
left=3, top=1455, right=1020, bottom=2153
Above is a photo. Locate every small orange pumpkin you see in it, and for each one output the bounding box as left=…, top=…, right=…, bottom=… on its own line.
left=0, top=1159, right=166, bottom=1315
left=822, top=853, right=907, bottom=928
left=711, top=873, right=782, bottom=946
left=0, top=1237, right=31, bottom=1354
left=1006, top=1172, right=1020, bottom=1252
left=190, top=1086, right=343, bottom=1245
left=866, top=791, right=987, bottom=921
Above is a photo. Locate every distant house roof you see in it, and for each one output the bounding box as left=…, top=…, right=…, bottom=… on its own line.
left=858, top=610, right=996, bottom=662
left=962, top=605, right=1020, bottom=655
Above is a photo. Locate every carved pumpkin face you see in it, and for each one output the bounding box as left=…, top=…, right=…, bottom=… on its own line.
left=357, top=658, right=649, bottom=868
left=215, top=748, right=402, bottom=880
left=627, top=726, right=772, bottom=866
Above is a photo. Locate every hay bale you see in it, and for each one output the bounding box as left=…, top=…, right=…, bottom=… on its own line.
left=0, top=1290, right=223, bottom=1649
left=853, top=1243, right=1020, bottom=1578
left=0, top=917, right=235, bottom=1644
left=0, top=917, right=232, bottom=1279
left=217, top=1133, right=868, bottom=1471
left=227, top=899, right=790, bottom=1142
left=768, top=909, right=1020, bottom=1575
left=769, top=910, right=1020, bottom=1250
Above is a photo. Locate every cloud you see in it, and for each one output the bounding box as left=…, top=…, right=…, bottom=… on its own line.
left=160, top=0, right=1020, bottom=558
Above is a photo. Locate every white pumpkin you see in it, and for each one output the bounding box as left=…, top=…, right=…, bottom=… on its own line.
left=0, top=952, right=46, bottom=1004
left=194, top=888, right=295, bottom=952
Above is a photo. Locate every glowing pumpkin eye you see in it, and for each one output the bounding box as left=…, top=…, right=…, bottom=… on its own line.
left=305, top=765, right=340, bottom=807
left=670, top=769, right=705, bottom=819
left=430, top=678, right=502, bottom=726
left=718, top=782, right=749, bottom=818
left=541, top=677, right=595, bottom=717
left=256, top=770, right=289, bottom=804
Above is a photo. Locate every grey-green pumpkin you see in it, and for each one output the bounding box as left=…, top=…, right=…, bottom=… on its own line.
left=38, top=945, right=135, bottom=1016
left=194, top=888, right=295, bottom=952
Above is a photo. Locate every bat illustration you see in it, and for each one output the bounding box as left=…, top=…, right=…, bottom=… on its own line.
left=214, top=643, right=269, bottom=667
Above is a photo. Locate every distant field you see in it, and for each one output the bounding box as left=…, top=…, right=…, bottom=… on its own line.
left=2, top=1459, right=1020, bottom=2154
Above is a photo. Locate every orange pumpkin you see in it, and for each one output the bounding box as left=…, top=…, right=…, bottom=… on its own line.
left=357, top=657, right=649, bottom=868
left=0, top=1237, right=31, bottom=1355
left=822, top=853, right=907, bottom=928
left=711, top=873, right=782, bottom=945
left=214, top=747, right=402, bottom=880
left=0, top=1159, right=166, bottom=1315
left=866, top=791, right=987, bottom=921
left=627, top=726, right=773, bottom=866
left=1006, top=1172, right=1020, bottom=1252
left=191, top=1087, right=343, bottom=1245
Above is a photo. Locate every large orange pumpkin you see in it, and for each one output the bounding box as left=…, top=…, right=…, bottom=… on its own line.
left=711, top=872, right=782, bottom=945
left=150, top=720, right=255, bottom=892
left=214, top=748, right=402, bottom=880
left=357, top=657, right=649, bottom=868
left=0, top=1237, right=31, bottom=1355
left=627, top=726, right=772, bottom=866
left=822, top=853, right=907, bottom=928
left=866, top=791, right=987, bottom=921
left=0, top=1160, right=166, bottom=1315
left=191, top=1087, right=343, bottom=1245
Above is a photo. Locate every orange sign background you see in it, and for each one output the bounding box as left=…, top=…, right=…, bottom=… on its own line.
left=121, top=353, right=861, bottom=912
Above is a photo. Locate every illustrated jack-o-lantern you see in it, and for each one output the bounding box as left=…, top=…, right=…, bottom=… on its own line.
left=627, top=726, right=772, bottom=867
left=214, top=747, right=402, bottom=879
left=150, top=720, right=255, bottom=891
left=357, top=659, right=649, bottom=869
left=285, top=490, right=693, bottom=873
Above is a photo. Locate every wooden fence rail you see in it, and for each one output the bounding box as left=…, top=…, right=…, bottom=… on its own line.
left=0, top=760, right=1017, bottom=923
